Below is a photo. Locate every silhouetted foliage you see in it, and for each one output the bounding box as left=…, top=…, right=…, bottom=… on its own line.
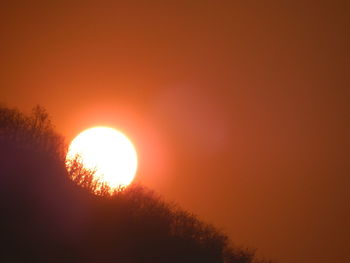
left=0, top=105, right=275, bottom=263
left=66, top=155, right=122, bottom=195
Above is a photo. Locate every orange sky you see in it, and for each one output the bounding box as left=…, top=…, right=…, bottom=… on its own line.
left=1, top=1, right=349, bottom=262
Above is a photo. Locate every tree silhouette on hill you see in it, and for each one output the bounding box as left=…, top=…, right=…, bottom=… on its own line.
left=0, top=105, right=274, bottom=263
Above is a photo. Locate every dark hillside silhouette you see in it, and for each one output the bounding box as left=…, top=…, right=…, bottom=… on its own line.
left=0, top=106, right=274, bottom=263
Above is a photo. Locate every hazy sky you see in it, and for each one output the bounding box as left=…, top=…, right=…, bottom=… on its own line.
left=1, top=1, right=349, bottom=262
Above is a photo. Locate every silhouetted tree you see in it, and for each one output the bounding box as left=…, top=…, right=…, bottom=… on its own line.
left=0, top=105, right=275, bottom=263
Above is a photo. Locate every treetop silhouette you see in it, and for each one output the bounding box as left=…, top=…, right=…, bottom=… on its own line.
left=0, top=105, right=274, bottom=263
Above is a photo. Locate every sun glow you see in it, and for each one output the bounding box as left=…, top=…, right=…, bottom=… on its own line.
left=67, top=127, right=138, bottom=190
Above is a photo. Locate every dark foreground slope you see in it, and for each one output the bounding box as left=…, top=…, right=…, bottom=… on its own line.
left=0, top=106, right=273, bottom=263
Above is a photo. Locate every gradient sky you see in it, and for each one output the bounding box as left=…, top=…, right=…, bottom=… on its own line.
left=1, top=1, right=349, bottom=262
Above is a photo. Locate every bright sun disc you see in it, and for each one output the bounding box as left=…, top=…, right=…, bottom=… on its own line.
left=67, top=127, right=138, bottom=190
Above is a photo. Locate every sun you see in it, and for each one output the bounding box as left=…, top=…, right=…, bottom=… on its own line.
left=66, top=126, right=138, bottom=190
